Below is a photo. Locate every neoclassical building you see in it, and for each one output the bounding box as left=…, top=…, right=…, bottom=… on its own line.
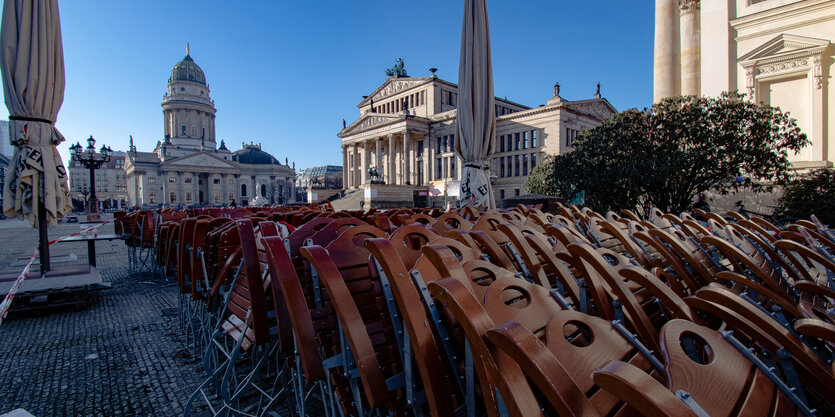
left=338, top=74, right=616, bottom=203
left=654, top=0, right=834, bottom=168
left=125, top=48, right=296, bottom=208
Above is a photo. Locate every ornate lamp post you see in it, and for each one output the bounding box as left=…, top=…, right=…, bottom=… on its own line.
left=70, top=136, right=111, bottom=221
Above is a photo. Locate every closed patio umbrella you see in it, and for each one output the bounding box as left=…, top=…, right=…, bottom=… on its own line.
left=1, top=0, right=71, bottom=272
left=455, top=0, right=496, bottom=209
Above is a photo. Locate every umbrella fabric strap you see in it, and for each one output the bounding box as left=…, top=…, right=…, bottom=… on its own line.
left=9, top=115, right=54, bottom=124
left=464, top=162, right=488, bottom=169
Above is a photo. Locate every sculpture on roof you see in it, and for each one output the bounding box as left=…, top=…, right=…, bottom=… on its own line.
left=554, top=82, right=560, bottom=97
left=384, top=58, right=408, bottom=77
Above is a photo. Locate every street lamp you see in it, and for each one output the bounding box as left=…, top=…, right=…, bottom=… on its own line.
left=70, top=136, right=111, bottom=221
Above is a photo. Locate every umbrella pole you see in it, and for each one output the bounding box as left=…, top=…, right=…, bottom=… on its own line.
left=38, top=200, right=50, bottom=274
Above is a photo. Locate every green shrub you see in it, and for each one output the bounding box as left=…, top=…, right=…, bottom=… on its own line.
left=779, top=169, right=835, bottom=226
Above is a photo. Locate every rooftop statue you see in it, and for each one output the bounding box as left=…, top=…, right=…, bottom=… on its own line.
left=384, top=58, right=408, bottom=77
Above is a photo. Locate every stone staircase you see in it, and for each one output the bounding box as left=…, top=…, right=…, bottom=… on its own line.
left=329, top=189, right=363, bottom=211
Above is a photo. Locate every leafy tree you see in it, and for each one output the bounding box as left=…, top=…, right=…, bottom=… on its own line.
left=524, top=92, right=808, bottom=215
left=384, top=58, right=408, bottom=77
left=779, top=169, right=835, bottom=226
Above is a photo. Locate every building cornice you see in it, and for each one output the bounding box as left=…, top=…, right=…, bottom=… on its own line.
left=731, top=0, right=835, bottom=41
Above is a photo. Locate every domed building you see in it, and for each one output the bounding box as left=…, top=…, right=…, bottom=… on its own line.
left=125, top=46, right=296, bottom=207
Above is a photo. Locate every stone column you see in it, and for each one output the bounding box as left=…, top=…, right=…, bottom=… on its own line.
left=234, top=174, right=240, bottom=202
left=194, top=172, right=200, bottom=206
left=221, top=173, right=227, bottom=205
left=679, top=0, right=700, bottom=96
left=424, top=136, right=431, bottom=186
left=403, top=131, right=410, bottom=185
left=353, top=143, right=359, bottom=189
left=388, top=134, right=395, bottom=184
left=653, top=0, right=681, bottom=102
left=161, top=171, right=167, bottom=207
left=375, top=138, right=382, bottom=174
left=251, top=176, right=257, bottom=201
left=177, top=171, right=184, bottom=206
left=342, top=145, right=348, bottom=189
left=360, top=141, right=367, bottom=185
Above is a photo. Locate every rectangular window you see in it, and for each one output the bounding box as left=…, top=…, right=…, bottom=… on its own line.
left=182, top=125, right=186, bottom=135
left=507, top=135, right=512, bottom=151
left=186, top=192, right=192, bottom=203
left=506, top=157, right=512, bottom=177
left=170, top=192, right=176, bottom=203
left=436, top=137, right=442, bottom=153
left=566, top=128, right=580, bottom=147
left=515, top=189, right=520, bottom=197
left=531, top=130, right=538, bottom=147
left=436, top=158, right=442, bottom=180
left=450, top=158, right=456, bottom=180
left=213, top=178, right=220, bottom=184
left=522, top=154, right=528, bottom=176
left=500, top=189, right=505, bottom=200
left=515, top=133, right=521, bottom=150
left=417, top=160, right=423, bottom=186
left=531, top=153, right=537, bottom=169
left=448, top=91, right=454, bottom=105
left=185, top=177, right=193, bottom=184
left=148, top=177, right=156, bottom=184
left=416, top=140, right=424, bottom=157
left=169, top=176, right=176, bottom=183
left=514, top=155, right=520, bottom=176
left=499, top=157, right=505, bottom=177
left=443, top=136, right=448, bottom=152
left=450, top=135, right=455, bottom=152
left=523, top=131, right=529, bottom=149
left=499, top=135, right=505, bottom=153
left=226, top=178, right=234, bottom=184
left=228, top=192, right=234, bottom=202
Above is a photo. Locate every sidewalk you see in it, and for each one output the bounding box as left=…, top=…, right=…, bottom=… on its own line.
left=0, top=218, right=206, bottom=416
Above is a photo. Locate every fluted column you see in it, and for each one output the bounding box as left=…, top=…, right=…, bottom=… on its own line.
left=375, top=138, right=382, bottom=173
left=360, top=141, right=367, bottom=185
left=653, top=0, right=681, bottom=102
left=177, top=171, right=184, bottom=205
left=342, top=145, right=348, bottom=189
left=388, top=134, right=395, bottom=184
left=221, top=173, right=227, bottom=205
left=353, top=143, right=359, bottom=189
left=680, top=0, right=701, bottom=96
left=403, top=131, right=410, bottom=185
left=160, top=171, right=167, bottom=207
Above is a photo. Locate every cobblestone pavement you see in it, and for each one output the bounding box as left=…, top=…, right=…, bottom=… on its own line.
left=0, top=216, right=207, bottom=416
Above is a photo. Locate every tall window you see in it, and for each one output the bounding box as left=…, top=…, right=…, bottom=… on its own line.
left=523, top=131, right=529, bottom=149
left=506, top=157, right=512, bottom=177
left=531, top=153, right=537, bottom=169
left=500, top=189, right=505, bottom=200
left=437, top=138, right=443, bottom=153
left=514, top=155, right=520, bottom=176
left=515, top=133, right=521, bottom=150
left=442, top=136, right=448, bottom=153
left=450, top=158, right=456, bottom=180
left=436, top=159, right=442, bottom=180
left=170, top=192, right=176, bottom=203
left=499, top=157, right=505, bottom=177
left=241, top=184, right=247, bottom=197
left=186, top=192, right=192, bottom=203
left=531, top=130, right=538, bottom=147
left=566, top=128, right=580, bottom=147
left=522, top=154, right=528, bottom=176
left=499, top=135, right=505, bottom=152
left=416, top=140, right=424, bottom=156
left=449, top=135, right=455, bottom=152
left=260, top=184, right=266, bottom=197
left=507, top=135, right=512, bottom=151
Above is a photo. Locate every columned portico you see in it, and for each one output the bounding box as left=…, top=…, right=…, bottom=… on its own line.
left=402, top=131, right=410, bottom=185
left=388, top=134, right=395, bottom=185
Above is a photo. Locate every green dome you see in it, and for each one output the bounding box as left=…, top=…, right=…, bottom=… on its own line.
left=171, top=54, right=206, bottom=85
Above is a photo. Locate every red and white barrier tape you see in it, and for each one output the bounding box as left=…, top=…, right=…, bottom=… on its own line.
left=0, top=220, right=113, bottom=325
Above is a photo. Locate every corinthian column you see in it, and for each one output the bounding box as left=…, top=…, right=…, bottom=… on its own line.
left=403, top=131, right=410, bottom=185
left=679, top=0, right=701, bottom=96
left=388, top=134, right=395, bottom=184
left=360, top=141, right=367, bottom=185
left=653, top=0, right=681, bottom=102
left=375, top=138, right=382, bottom=174
left=342, top=145, right=348, bottom=189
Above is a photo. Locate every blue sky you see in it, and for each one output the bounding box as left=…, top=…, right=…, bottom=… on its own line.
left=1, top=1, right=655, bottom=169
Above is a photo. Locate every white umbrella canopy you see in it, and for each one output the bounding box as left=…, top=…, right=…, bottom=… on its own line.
left=455, top=0, right=496, bottom=209
left=1, top=0, right=71, bottom=226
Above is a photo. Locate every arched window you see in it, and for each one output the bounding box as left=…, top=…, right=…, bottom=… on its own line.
left=260, top=184, right=266, bottom=197
left=241, top=184, right=247, bottom=197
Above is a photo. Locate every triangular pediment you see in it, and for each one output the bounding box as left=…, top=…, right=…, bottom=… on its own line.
left=339, top=113, right=403, bottom=137
left=564, top=99, right=618, bottom=121
left=739, top=34, right=830, bottom=65
left=164, top=152, right=237, bottom=169
left=359, top=77, right=432, bottom=107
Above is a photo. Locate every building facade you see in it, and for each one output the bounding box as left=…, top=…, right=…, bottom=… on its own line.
left=338, top=74, right=616, bottom=203
left=296, top=165, right=343, bottom=203
left=124, top=48, right=296, bottom=208
left=68, top=151, right=128, bottom=211
left=653, top=0, right=834, bottom=168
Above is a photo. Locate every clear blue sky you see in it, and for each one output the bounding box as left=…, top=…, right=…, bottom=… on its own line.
left=1, top=1, right=655, bottom=170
